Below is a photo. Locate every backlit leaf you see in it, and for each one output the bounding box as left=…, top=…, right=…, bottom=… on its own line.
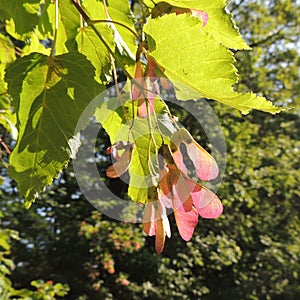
left=149, top=0, right=250, bottom=49
left=144, top=14, right=282, bottom=114
left=76, top=26, right=114, bottom=83
left=84, top=0, right=137, bottom=65
left=5, top=52, right=102, bottom=206
left=0, top=0, right=40, bottom=35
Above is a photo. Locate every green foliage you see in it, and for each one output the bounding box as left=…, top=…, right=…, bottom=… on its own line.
left=0, top=226, right=17, bottom=298
left=0, top=0, right=41, bottom=36
left=0, top=0, right=299, bottom=299
left=0, top=33, right=17, bottom=138
left=0, top=0, right=283, bottom=205
left=0, top=212, right=69, bottom=299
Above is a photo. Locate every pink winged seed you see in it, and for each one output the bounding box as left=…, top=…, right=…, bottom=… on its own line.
left=171, top=128, right=219, bottom=181
left=131, top=60, right=144, bottom=100
left=137, top=99, right=148, bottom=118
left=137, top=83, right=156, bottom=118
left=172, top=7, right=209, bottom=28
left=106, top=145, right=119, bottom=159
left=155, top=217, right=165, bottom=254
left=142, top=200, right=171, bottom=254
left=186, top=178, right=223, bottom=219
left=174, top=206, right=199, bottom=241
left=142, top=202, right=156, bottom=236
left=191, top=9, right=209, bottom=27
left=106, top=147, right=133, bottom=178
left=168, top=164, right=193, bottom=212
left=157, top=199, right=171, bottom=238
left=185, top=142, right=219, bottom=181
left=158, top=172, right=173, bottom=209
left=172, top=150, right=188, bottom=175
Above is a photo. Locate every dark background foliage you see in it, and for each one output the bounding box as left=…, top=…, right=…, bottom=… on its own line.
left=1, top=0, right=299, bottom=299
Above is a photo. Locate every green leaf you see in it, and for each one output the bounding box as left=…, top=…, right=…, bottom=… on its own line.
left=0, top=34, right=17, bottom=137
left=38, top=0, right=74, bottom=55
left=0, top=231, right=10, bottom=251
left=37, top=0, right=54, bottom=38
left=0, top=33, right=15, bottom=94
left=95, top=94, right=176, bottom=203
left=0, top=0, right=40, bottom=35
left=95, top=97, right=130, bottom=142
left=57, top=0, right=81, bottom=53
left=55, top=1, right=116, bottom=82
left=84, top=0, right=137, bottom=68
left=76, top=26, right=114, bottom=83
left=144, top=14, right=282, bottom=114
left=150, top=0, right=250, bottom=50
left=127, top=120, right=160, bottom=204
left=0, top=34, right=16, bottom=64
left=107, top=0, right=137, bottom=61
left=5, top=52, right=102, bottom=207
left=22, top=32, right=51, bottom=56
left=0, top=97, right=17, bottom=139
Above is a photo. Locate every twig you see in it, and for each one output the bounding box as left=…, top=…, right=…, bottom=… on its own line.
left=0, top=137, right=11, bottom=155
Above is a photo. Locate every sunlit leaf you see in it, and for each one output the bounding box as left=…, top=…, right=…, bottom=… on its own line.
left=5, top=52, right=102, bottom=206
left=148, top=0, right=250, bottom=49
left=144, top=14, right=282, bottom=114
left=84, top=0, right=137, bottom=65
left=0, top=0, right=40, bottom=35
left=76, top=26, right=114, bottom=83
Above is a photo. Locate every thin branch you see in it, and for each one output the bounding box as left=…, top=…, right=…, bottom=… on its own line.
left=0, top=137, right=11, bottom=155
left=89, top=19, right=143, bottom=49
left=249, top=27, right=284, bottom=48
left=102, top=0, right=128, bottom=119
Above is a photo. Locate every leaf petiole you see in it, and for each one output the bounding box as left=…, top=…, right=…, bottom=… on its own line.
left=88, top=19, right=145, bottom=52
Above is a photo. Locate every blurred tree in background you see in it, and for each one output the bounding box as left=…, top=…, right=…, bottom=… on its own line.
left=0, top=0, right=299, bottom=299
